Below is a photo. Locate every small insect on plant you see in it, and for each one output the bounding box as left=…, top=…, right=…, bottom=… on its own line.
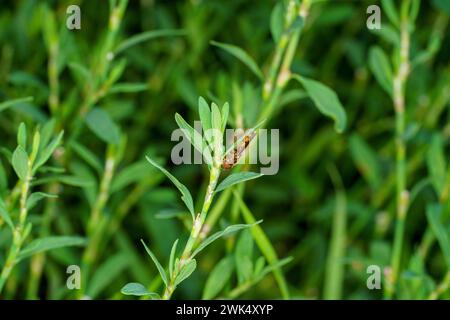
left=222, top=129, right=258, bottom=170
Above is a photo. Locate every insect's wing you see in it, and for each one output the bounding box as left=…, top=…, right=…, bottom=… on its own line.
left=222, top=129, right=257, bottom=168
left=235, top=130, right=257, bottom=163
left=222, top=131, right=241, bottom=169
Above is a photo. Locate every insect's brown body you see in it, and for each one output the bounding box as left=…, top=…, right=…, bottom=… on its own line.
left=222, top=130, right=256, bottom=170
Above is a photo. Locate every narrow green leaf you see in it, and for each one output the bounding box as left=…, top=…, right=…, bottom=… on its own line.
left=370, top=25, right=400, bottom=46
left=410, top=0, right=421, bottom=23
left=85, top=108, right=120, bottom=145
left=17, top=236, right=86, bottom=261
left=211, top=103, right=222, bottom=132
left=70, top=141, right=103, bottom=174
left=33, top=131, right=64, bottom=171
left=279, top=89, right=308, bottom=108
left=0, top=97, right=34, bottom=113
left=111, top=161, right=157, bottom=193
left=202, top=256, right=234, bottom=299
left=221, top=102, right=229, bottom=132
left=255, top=257, right=293, bottom=282
left=145, top=156, right=195, bottom=220
left=0, top=160, right=7, bottom=192
left=17, top=123, right=27, bottom=149
left=426, top=134, right=446, bottom=195
left=26, top=192, right=58, bottom=210
left=292, top=75, right=347, bottom=133
left=40, top=119, right=56, bottom=148
left=175, top=113, right=213, bottom=165
left=114, top=29, right=186, bottom=55
left=68, top=62, right=92, bottom=88
left=235, top=230, right=254, bottom=284
left=169, top=239, right=179, bottom=278
left=381, top=0, right=400, bottom=27
left=270, top=2, right=284, bottom=43
left=412, top=35, right=441, bottom=67
left=426, top=204, right=450, bottom=269
left=175, top=259, right=196, bottom=286
left=216, top=172, right=264, bottom=193
left=30, top=131, right=41, bottom=163
left=191, top=221, right=262, bottom=258
left=349, top=134, right=382, bottom=189
left=108, top=83, right=149, bottom=94
left=233, top=190, right=290, bottom=299
left=323, top=171, right=347, bottom=300
left=155, top=209, right=188, bottom=220
left=198, top=97, right=212, bottom=142
left=12, top=145, right=29, bottom=180
left=254, top=257, right=266, bottom=277
left=106, top=58, right=127, bottom=86
left=369, top=46, right=393, bottom=96
left=0, top=198, right=14, bottom=230
left=88, top=252, right=130, bottom=298
left=210, top=40, right=263, bottom=80
left=141, top=239, right=168, bottom=286
left=121, top=282, right=160, bottom=299
left=58, top=175, right=95, bottom=187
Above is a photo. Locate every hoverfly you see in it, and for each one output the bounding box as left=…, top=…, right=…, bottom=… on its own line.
left=222, top=129, right=257, bottom=170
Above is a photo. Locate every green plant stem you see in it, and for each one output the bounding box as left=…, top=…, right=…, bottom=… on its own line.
left=259, top=0, right=311, bottom=122
left=93, top=176, right=163, bottom=263
left=323, top=166, right=347, bottom=299
left=79, top=145, right=117, bottom=297
left=0, top=161, right=33, bottom=293
left=419, top=172, right=450, bottom=260
left=68, top=0, right=128, bottom=144
left=26, top=182, right=59, bottom=299
left=234, top=191, right=290, bottom=299
left=428, top=270, right=450, bottom=300
left=194, top=0, right=312, bottom=300
left=225, top=183, right=244, bottom=252
left=162, top=165, right=221, bottom=300
left=202, top=188, right=232, bottom=239
left=99, top=181, right=157, bottom=253
left=226, top=281, right=253, bottom=299
left=48, top=38, right=59, bottom=117
left=262, top=0, right=297, bottom=101
left=386, top=4, right=411, bottom=299
left=26, top=22, right=62, bottom=298
left=202, top=0, right=311, bottom=238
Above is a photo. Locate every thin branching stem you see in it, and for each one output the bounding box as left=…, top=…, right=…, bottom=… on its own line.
left=386, top=0, right=412, bottom=299
left=162, top=165, right=221, bottom=300
left=0, top=160, right=33, bottom=292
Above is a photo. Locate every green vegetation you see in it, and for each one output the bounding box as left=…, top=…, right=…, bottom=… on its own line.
left=0, top=0, right=449, bottom=300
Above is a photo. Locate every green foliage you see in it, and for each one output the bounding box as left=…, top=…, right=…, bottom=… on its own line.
left=191, top=221, right=261, bottom=259
left=369, top=46, right=393, bottom=97
left=11, top=146, right=29, bottom=180
left=175, top=259, right=197, bottom=286
left=291, top=75, right=347, bottom=133
left=210, top=41, right=263, bottom=80
left=141, top=239, right=168, bottom=287
left=85, top=108, right=121, bottom=146
left=145, top=156, right=195, bottom=220
left=202, top=256, right=234, bottom=299
left=121, top=282, right=160, bottom=299
left=215, top=172, right=264, bottom=193
left=17, top=236, right=86, bottom=261
left=0, top=0, right=449, bottom=301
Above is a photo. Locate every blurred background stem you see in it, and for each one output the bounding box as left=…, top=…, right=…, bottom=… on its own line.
left=386, top=0, right=412, bottom=299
